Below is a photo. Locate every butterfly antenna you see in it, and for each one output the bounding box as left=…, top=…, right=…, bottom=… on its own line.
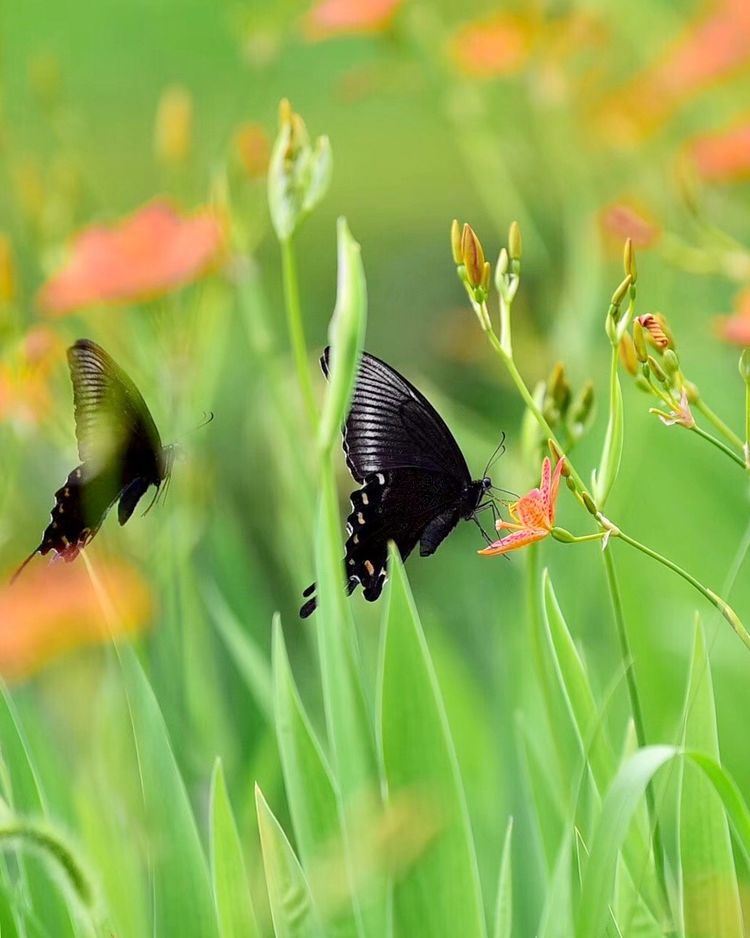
left=10, top=548, right=38, bottom=585
left=482, top=431, right=507, bottom=478
left=141, top=484, right=162, bottom=516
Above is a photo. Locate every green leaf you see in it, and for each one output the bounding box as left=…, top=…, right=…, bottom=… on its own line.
left=515, top=715, right=564, bottom=874
left=256, top=785, right=323, bottom=938
left=318, top=218, right=367, bottom=457
left=679, top=619, right=743, bottom=937
left=593, top=348, right=623, bottom=507
left=210, top=760, right=260, bottom=938
left=378, top=544, right=486, bottom=938
left=538, top=833, right=574, bottom=938
left=493, top=818, right=513, bottom=938
left=0, top=688, right=76, bottom=938
left=119, top=646, right=218, bottom=938
left=273, top=617, right=360, bottom=938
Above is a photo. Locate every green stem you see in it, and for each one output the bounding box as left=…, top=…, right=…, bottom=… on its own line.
left=614, top=528, right=750, bottom=651
left=689, top=424, right=745, bottom=468
left=695, top=398, right=743, bottom=450
left=745, top=381, right=750, bottom=464
left=602, top=550, right=670, bottom=912
left=281, top=237, right=318, bottom=430
left=499, top=293, right=513, bottom=358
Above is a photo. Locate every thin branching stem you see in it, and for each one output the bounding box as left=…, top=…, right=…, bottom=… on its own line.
left=689, top=424, right=745, bottom=468
left=695, top=397, right=743, bottom=451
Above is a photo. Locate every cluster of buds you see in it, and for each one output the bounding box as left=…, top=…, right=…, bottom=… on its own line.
left=268, top=99, right=332, bottom=242
left=450, top=220, right=521, bottom=339
left=523, top=362, right=595, bottom=466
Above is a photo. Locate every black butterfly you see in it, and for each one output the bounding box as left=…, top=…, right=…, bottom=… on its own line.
left=13, top=339, right=176, bottom=580
left=300, top=348, right=498, bottom=618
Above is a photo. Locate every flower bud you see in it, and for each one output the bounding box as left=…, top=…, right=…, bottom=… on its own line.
left=618, top=332, right=637, bottom=375
left=548, top=438, right=568, bottom=472
left=634, top=375, right=651, bottom=393
left=662, top=348, right=680, bottom=376
left=684, top=380, right=699, bottom=404
left=461, top=224, right=486, bottom=289
left=623, top=237, right=637, bottom=284
left=569, top=380, right=595, bottom=432
left=647, top=354, right=667, bottom=384
left=450, top=219, right=462, bottom=264
left=497, top=247, right=509, bottom=276
left=547, top=362, right=571, bottom=416
left=581, top=491, right=598, bottom=515
left=632, top=318, right=648, bottom=362
left=636, top=313, right=671, bottom=350
left=508, top=220, right=522, bottom=262
left=551, top=527, right=576, bottom=543
left=610, top=274, right=632, bottom=311
left=740, top=349, right=750, bottom=384
left=154, top=85, right=193, bottom=167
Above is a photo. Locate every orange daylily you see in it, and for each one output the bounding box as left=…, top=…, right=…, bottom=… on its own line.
left=715, top=288, right=750, bottom=345
left=600, top=202, right=660, bottom=250
left=38, top=199, right=225, bottom=315
left=303, top=0, right=402, bottom=40
left=0, top=559, right=153, bottom=681
left=479, top=456, right=564, bottom=556
left=450, top=14, right=535, bottom=79
left=689, top=118, right=750, bottom=182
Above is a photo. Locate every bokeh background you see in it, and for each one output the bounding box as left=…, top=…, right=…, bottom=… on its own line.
left=1, top=0, right=750, bottom=933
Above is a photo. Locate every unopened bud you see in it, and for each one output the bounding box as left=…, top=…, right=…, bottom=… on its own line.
left=551, top=527, right=576, bottom=543
left=662, top=349, right=680, bottom=376
left=548, top=438, right=565, bottom=467
left=618, top=332, right=637, bottom=376
left=481, top=261, right=491, bottom=294
left=569, top=380, right=595, bottom=429
left=636, top=313, right=671, bottom=350
left=740, top=349, right=750, bottom=384
left=451, top=219, right=462, bottom=265
left=497, top=247, right=509, bottom=276
left=634, top=375, right=651, bottom=393
left=683, top=380, right=699, bottom=404
left=154, top=85, right=193, bottom=166
left=461, top=224, right=486, bottom=289
left=547, top=362, right=571, bottom=416
left=610, top=275, right=632, bottom=311
left=632, top=319, right=648, bottom=362
left=581, top=491, right=598, bottom=515
left=623, top=238, right=637, bottom=284
left=509, top=221, right=522, bottom=262
left=647, top=354, right=667, bottom=384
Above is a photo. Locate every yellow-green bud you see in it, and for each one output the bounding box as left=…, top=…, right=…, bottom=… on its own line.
left=547, top=362, right=571, bottom=416
left=461, top=224, right=486, bottom=289
left=623, top=238, right=637, bottom=284
left=632, top=319, right=648, bottom=362
left=450, top=219, right=462, bottom=265
left=551, top=527, right=576, bottom=543
left=684, top=380, right=699, bottom=404
left=647, top=354, right=667, bottom=384
left=610, top=275, right=632, bottom=310
left=740, top=349, right=750, bottom=384
left=509, top=220, right=522, bottom=262
left=569, top=380, right=595, bottom=428
left=581, top=491, right=598, bottom=515
left=662, top=348, right=680, bottom=376
left=618, top=332, right=637, bottom=376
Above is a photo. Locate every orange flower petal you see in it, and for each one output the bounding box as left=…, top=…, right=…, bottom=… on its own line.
left=0, top=559, right=153, bottom=681
left=38, top=200, right=225, bottom=315
left=514, top=488, right=548, bottom=530
left=450, top=14, right=534, bottom=78
left=304, top=0, right=402, bottom=40
left=478, top=527, right=548, bottom=556
left=689, top=119, right=750, bottom=182
left=600, top=203, right=660, bottom=249
left=715, top=287, right=750, bottom=345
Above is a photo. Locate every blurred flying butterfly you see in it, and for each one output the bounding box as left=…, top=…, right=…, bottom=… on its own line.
left=12, top=339, right=177, bottom=581
left=300, top=348, right=503, bottom=618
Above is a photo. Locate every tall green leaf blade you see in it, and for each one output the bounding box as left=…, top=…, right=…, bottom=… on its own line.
left=273, top=618, right=359, bottom=938
left=210, top=760, right=260, bottom=938
left=679, top=620, right=743, bottom=937
left=379, top=545, right=486, bottom=938
left=256, top=786, right=323, bottom=938
left=119, top=646, right=218, bottom=938
left=0, top=689, right=75, bottom=938
left=493, top=818, right=513, bottom=938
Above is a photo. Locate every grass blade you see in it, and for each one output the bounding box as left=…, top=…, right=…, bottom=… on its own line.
left=256, top=785, right=323, bottom=938
left=679, top=619, right=743, bottom=936
left=210, top=760, right=261, bottom=938
left=378, top=544, right=486, bottom=938
left=493, top=818, right=513, bottom=938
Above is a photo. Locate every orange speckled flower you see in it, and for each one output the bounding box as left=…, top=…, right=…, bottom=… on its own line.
left=0, top=560, right=153, bottom=681
left=600, top=203, right=660, bottom=249
left=304, top=0, right=402, bottom=40
left=479, top=457, right=564, bottom=556
left=715, top=288, right=750, bottom=345
left=451, top=14, right=534, bottom=78
left=38, top=200, right=224, bottom=315
left=690, top=119, right=750, bottom=182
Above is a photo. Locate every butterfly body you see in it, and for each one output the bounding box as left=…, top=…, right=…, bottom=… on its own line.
left=13, top=339, right=172, bottom=580
left=300, top=349, right=494, bottom=618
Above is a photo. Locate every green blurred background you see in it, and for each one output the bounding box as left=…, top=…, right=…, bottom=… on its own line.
left=2, top=0, right=750, bottom=932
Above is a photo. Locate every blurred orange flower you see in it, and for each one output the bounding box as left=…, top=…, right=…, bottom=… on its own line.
left=37, top=200, right=225, bottom=315
left=0, top=327, right=63, bottom=427
left=479, top=456, right=564, bottom=556
left=0, top=559, right=153, bottom=681
left=715, top=288, right=750, bottom=345
left=450, top=14, right=534, bottom=78
left=304, top=0, right=402, bottom=40
left=598, top=0, right=750, bottom=141
left=689, top=119, right=750, bottom=182
left=233, top=122, right=271, bottom=178
left=600, top=202, right=660, bottom=249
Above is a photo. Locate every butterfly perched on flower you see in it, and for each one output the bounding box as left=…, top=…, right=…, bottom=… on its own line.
left=13, top=339, right=176, bottom=580
left=300, top=348, right=500, bottom=617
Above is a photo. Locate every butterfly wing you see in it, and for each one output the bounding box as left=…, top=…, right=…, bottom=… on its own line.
left=68, top=339, right=163, bottom=477
left=322, top=347, right=471, bottom=484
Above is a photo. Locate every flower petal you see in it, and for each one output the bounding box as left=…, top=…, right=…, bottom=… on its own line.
left=478, top=527, right=548, bottom=556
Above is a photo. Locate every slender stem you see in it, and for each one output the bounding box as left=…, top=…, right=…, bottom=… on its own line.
left=281, top=237, right=318, bottom=429
left=551, top=528, right=606, bottom=544
left=689, top=424, right=745, bottom=468
left=745, top=381, right=750, bottom=465
left=602, top=549, right=670, bottom=910
left=695, top=397, right=743, bottom=450
left=499, top=293, right=513, bottom=358
left=615, top=528, right=750, bottom=651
